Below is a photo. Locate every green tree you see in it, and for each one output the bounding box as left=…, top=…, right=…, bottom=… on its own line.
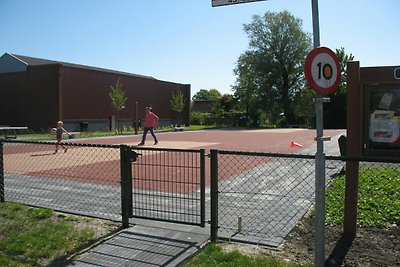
left=233, top=52, right=261, bottom=125
left=211, top=101, right=224, bottom=117
left=219, top=94, right=234, bottom=112
left=233, top=11, right=312, bottom=125
left=293, top=86, right=315, bottom=127
left=171, top=89, right=186, bottom=126
left=192, top=89, right=222, bottom=101
left=108, top=79, right=127, bottom=133
left=324, top=47, right=354, bottom=129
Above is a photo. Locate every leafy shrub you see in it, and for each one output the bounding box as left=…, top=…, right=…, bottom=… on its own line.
left=190, top=112, right=207, bottom=125
left=326, top=166, right=400, bottom=227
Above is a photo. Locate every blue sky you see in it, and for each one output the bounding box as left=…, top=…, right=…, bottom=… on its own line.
left=1, top=0, right=399, bottom=98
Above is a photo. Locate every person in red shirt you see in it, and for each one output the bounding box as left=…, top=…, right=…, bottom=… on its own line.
left=138, top=106, right=159, bottom=145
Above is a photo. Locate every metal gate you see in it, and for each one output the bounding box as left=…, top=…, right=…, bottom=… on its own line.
left=120, top=145, right=206, bottom=228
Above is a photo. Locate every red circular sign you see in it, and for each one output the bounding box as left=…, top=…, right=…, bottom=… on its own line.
left=304, top=47, right=341, bottom=95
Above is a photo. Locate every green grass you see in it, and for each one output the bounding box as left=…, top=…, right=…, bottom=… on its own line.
left=0, top=202, right=104, bottom=267
left=184, top=125, right=220, bottom=131
left=326, top=166, right=400, bottom=227
left=185, top=243, right=312, bottom=267
left=18, top=131, right=119, bottom=141
left=16, top=125, right=217, bottom=141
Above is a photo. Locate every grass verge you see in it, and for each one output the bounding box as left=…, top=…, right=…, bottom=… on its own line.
left=17, top=125, right=219, bottom=142
left=0, top=202, right=118, bottom=267
left=184, top=243, right=312, bottom=267
left=326, top=165, right=400, bottom=227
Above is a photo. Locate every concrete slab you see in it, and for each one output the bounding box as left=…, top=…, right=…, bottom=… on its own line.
left=67, top=222, right=209, bottom=267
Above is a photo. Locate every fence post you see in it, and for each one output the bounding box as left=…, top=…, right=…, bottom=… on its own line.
left=344, top=160, right=359, bottom=235
left=0, top=141, right=4, bottom=202
left=200, top=149, right=206, bottom=227
left=210, top=149, right=219, bottom=241
left=120, top=145, right=133, bottom=228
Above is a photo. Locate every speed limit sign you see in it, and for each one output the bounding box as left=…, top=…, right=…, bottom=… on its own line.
left=304, top=47, right=341, bottom=95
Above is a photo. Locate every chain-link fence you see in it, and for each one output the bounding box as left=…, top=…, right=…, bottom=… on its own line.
left=209, top=150, right=340, bottom=247
left=1, top=140, right=121, bottom=220
left=210, top=149, right=400, bottom=248
left=1, top=139, right=399, bottom=253
left=0, top=140, right=206, bottom=227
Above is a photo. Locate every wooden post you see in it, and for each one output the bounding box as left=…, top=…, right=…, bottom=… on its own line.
left=343, top=61, right=361, bottom=236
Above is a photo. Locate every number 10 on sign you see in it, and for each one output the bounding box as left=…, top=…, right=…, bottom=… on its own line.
left=304, top=47, right=341, bottom=95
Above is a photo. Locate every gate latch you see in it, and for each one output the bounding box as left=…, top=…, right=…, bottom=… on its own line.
left=130, top=149, right=142, bottom=162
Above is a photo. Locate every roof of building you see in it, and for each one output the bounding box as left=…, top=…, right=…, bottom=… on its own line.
left=6, top=53, right=156, bottom=80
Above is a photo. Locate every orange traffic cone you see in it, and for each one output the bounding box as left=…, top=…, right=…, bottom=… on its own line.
left=290, top=141, right=303, bottom=148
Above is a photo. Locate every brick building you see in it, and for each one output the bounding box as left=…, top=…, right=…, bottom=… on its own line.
left=0, top=53, right=190, bottom=132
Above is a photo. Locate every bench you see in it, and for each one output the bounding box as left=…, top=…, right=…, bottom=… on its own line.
left=0, top=126, right=28, bottom=139
left=173, top=127, right=185, bottom=132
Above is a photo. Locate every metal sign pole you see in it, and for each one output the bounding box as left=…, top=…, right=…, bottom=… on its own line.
left=306, top=47, right=339, bottom=267
left=311, top=1, right=326, bottom=266
left=315, top=96, right=326, bottom=267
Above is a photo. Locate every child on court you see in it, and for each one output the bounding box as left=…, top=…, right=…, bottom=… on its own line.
left=54, top=120, right=70, bottom=153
